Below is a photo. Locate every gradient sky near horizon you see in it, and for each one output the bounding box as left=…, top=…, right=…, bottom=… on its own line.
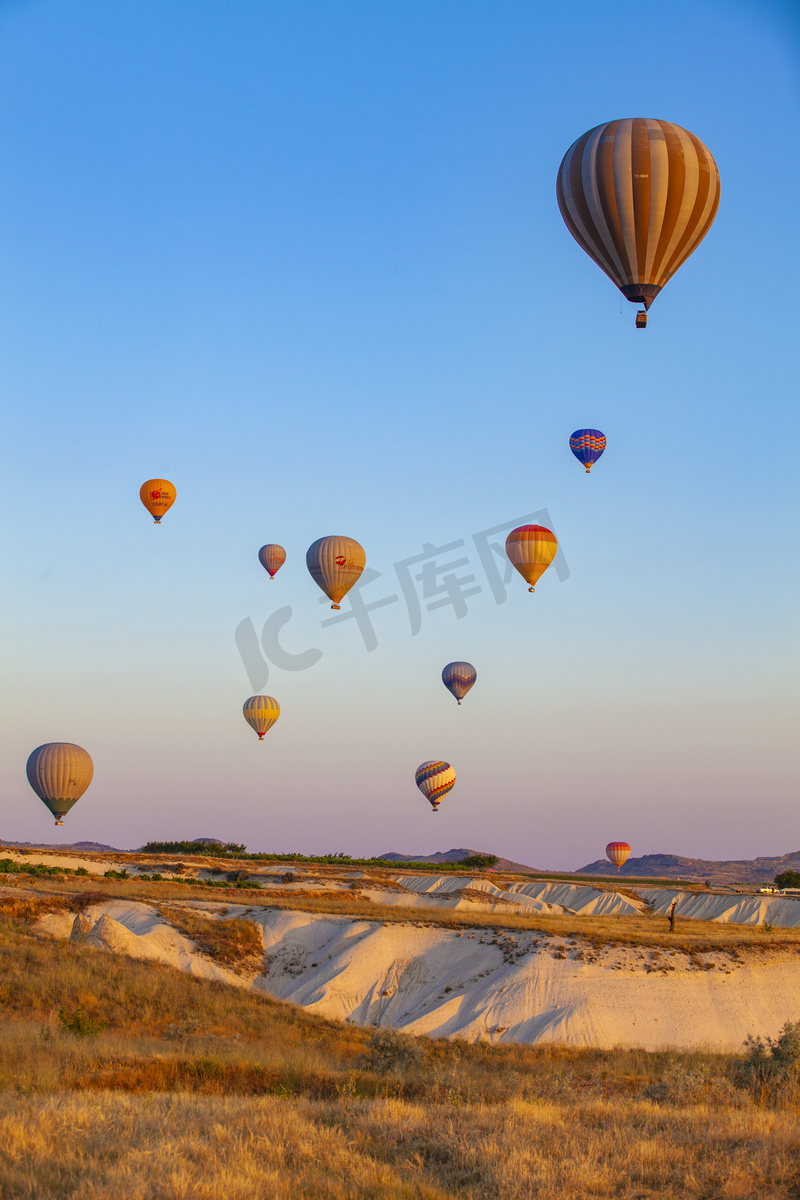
left=1, top=0, right=798, bottom=867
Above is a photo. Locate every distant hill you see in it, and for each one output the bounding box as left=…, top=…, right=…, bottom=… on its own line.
left=379, top=848, right=542, bottom=874
left=0, top=839, right=125, bottom=853
left=576, top=851, right=800, bottom=887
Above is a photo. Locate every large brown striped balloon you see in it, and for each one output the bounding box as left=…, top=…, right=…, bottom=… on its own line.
left=26, top=743, right=94, bottom=825
left=557, top=118, right=720, bottom=312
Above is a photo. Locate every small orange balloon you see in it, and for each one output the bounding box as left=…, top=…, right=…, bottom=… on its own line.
left=140, top=479, right=176, bottom=524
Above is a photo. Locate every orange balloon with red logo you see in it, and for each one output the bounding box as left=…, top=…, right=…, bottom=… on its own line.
left=306, top=536, right=365, bottom=609
left=139, top=479, right=176, bottom=524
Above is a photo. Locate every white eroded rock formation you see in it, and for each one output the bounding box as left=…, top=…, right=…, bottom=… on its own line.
left=34, top=896, right=800, bottom=1052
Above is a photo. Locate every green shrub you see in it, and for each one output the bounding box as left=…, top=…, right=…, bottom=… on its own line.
left=733, top=1020, right=800, bottom=1096
left=58, top=1007, right=109, bottom=1037
left=775, top=870, right=800, bottom=889
left=0, top=858, right=66, bottom=877
left=139, top=841, right=247, bottom=857
left=358, top=1028, right=427, bottom=1074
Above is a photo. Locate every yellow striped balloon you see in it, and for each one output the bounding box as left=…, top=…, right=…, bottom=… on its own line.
left=26, top=743, right=94, bottom=825
left=139, top=479, right=176, bottom=524
left=505, top=525, right=558, bottom=593
left=306, top=536, right=365, bottom=609
left=557, top=119, right=720, bottom=322
left=243, top=695, right=281, bottom=741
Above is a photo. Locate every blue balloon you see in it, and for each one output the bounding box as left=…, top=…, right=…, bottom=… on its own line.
left=569, top=429, right=606, bottom=473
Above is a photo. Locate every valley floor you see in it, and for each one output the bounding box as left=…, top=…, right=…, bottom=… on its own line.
left=1, top=884, right=799, bottom=1198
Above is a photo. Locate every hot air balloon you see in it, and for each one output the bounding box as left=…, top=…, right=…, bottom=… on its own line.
left=415, top=761, right=455, bottom=812
left=606, top=842, right=631, bottom=871
left=505, top=525, right=557, bottom=594
left=243, top=695, right=281, bottom=741
left=306, top=536, right=365, bottom=609
left=26, top=743, right=94, bottom=826
left=139, top=479, right=176, bottom=524
left=258, top=544, right=286, bottom=580
left=442, top=662, right=477, bottom=706
left=557, top=119, right=720, bottom=328
left=570, top=429, right=606, bottom=474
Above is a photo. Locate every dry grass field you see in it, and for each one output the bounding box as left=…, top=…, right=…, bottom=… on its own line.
left=0, top=883, right=799, bottom=1198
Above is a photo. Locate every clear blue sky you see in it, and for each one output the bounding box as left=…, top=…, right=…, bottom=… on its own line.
left=1, top=0, right=798, bottom=866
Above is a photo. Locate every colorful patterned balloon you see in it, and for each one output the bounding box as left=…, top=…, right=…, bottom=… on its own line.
left=26, top=743, right=94, bottom=826
left=569, top=429, right=606, bottom=474
left=442, top=662, right=477, bottom=706
left=415, top=761, right=456, bottom=812
left=243, top=695, right=281, bottom=741
left=139, top=479, right=176, bottom=524
left=505, top=525, right=558, bottom=594
left=258, top=544, right=286, bottom=579
left=306, top=536, right=365, bottom=609
left=606, top=842, right=631, bottom=871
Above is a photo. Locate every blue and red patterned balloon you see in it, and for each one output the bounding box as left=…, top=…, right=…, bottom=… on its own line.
left=569, top=429, right=606, bottom=474
left=441, top=662, right=477, bottom=706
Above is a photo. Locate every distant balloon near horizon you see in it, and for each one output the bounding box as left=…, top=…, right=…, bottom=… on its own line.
left=139, top=479, right=176, bottom=524
left=441, top=662, right=477, bottom=706
left=306, top=536, right=365, bottom=609
left=415, top=761, right=456, bottom=812
left=242, top=695, right=281, bottom=741
left=606, top=841, right=631, bottom=871
left=258, top=544, right=286, bottom=580
left=26, top=743, right=94, bottom=826
left=557, top=119, right=720, bottom=327
left=569, top=429, right=606, bottom=473
left=505, top=525, right=558, bottom=594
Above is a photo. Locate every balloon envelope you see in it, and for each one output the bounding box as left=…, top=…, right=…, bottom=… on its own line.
left=442, top=662, right=477, bottom=705
left=258, top=544, right=286, bottom=579
left=505, top=525, right=557, bottom=593
left=306, top=536, right=365, bottom=609
left=26, top=743, right=94, bottom=825
left=570, top=429, right=606, bottom=473
left=557, top=118, right=720, bottom=312
left=415, top=760, right=456, bottom=811
left=606, top=841, right=631, bottom=871
left=243, top=695, right=281, bottom=741
left=139, top=479, right=176, bottom=523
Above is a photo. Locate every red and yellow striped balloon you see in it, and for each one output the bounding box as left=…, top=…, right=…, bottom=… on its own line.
left=557, top=119, right=720, bottom=318
left=505, top=525, right=558, bottom=593
left=606, top=842, right=631, bottom=871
